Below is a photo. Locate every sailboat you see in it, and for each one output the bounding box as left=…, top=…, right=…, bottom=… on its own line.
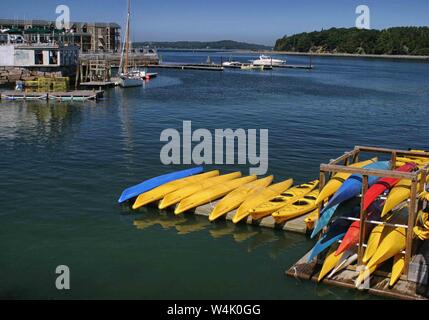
left=119, top=0, right=144, bottom=88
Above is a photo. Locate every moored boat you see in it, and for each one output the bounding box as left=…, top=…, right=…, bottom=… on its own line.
left=251, top=54, right=286, bottom=66
left=118, top=0, right=144, bottom=88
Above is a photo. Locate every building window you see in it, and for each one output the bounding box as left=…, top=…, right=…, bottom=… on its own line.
left=35, top=50, right=43, bottom=65
left=49, top=51, right=58, bottom=65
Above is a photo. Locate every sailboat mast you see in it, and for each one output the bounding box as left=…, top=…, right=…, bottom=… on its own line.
left=124, top=0, right=131, bottom=74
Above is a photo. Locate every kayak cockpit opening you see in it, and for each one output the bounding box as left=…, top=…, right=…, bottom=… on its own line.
left=304, top=196, right=317, bottom=200
left=293, top=200, right=310, bottom=206
left=271, top=197, right=287, bottom=202
left=279, top=193, right=294, bottom=197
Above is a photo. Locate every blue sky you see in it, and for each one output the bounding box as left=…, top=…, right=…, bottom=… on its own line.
left=1, top=0, right=428, bottom=45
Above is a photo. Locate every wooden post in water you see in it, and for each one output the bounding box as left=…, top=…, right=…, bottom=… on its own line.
left=405, top=178, right=418, bottom=278
left=352, top=147, right=360, bottom=164
left=358, top=175, right=369, bottom=265
left=317, top=169, right=326, bottom=221
left=390, top=151, right=397, bottom=169
left=75, top=61, right=80, bottom=88
left=343, top=154, right=351, bottom=166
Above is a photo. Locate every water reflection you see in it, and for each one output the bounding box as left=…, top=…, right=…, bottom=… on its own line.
left=132, top=212, right=305, bottom=259
left=133, top=211, right=187, bottom=231
left=175, top=217, right=211, bottom=235
left=268, top=232, right=304, bottom=260
left=246, top=229, right=279, bottom=253
left=0, top=100, right=83, bottom=142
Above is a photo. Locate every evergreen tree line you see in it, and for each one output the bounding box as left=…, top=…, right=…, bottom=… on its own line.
left=274, top=27, right=429, bottom=55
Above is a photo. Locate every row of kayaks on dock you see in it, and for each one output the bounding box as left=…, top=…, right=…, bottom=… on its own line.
left=117, top=149, right=429, bottom=290
left=308, top=150, right=429, bottom=289
left=118, top=167, right=321, bottom=224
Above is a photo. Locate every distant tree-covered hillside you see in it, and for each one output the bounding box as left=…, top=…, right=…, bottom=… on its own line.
left=134, top=40, right=271, bottom=51
left=274, top=27, right=429, bottom=55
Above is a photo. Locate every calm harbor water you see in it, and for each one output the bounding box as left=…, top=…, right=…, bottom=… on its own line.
left=0, top=51, right=428, bottom=299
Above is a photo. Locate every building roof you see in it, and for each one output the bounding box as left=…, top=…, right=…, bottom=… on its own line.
left=0, top=19, right=120, bottom=29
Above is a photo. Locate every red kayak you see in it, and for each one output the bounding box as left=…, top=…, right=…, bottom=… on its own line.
left=362, top=163, right=416, bottom=212
left=335, top=201, right=382, bottom=256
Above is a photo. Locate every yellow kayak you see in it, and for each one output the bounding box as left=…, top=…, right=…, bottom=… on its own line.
left=397, top=150, right=429, bottom=163
left=362, top=224, right=385, bottom=264
left=381, top=180, right=411, bottom=217
left=304, top=209, right=319, bottom=230
left=158, top=172, right=241, bottom=209
left=175, top=176, right=257, bottom=215
left=382, top=174, right=429, bottom=217
left=315, top=158, right=377, bottom=205
left=209, top=176, right=274, bottom=221
left=132, top=170, right=220, bottom=209
left=232, top=179, right=294, bottom=223
left=366, top=227, right=406, bottom=270
left=358, top=227, right=406, bottom=287
left=250, top=180, right=319, bottom=220
left=390, top=254, right=405, bottom=287
left=272, top=189, right=319, bottom=223
left=355, top=264, right=378, bottom=289
left=414, top=209, right=429, bottom=240
left=318, top=244, right=342, bottom=282
left=395, top=157, right=425, bottom=165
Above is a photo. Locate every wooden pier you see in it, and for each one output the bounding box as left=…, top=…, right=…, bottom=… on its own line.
left=287, top=146, right=429, bottom=300
left=0, top=90, right=103, bottom=101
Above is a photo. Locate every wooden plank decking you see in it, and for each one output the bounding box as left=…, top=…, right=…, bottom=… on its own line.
left=286, top=249, right=429, bottom=300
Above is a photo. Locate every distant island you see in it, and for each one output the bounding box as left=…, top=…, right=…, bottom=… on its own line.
left=274, top=27, right=429, bottom=56
left=134, top=40, right=272, bottom=51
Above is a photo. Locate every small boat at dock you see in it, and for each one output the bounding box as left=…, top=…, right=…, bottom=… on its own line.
left=222, top=61, right=242, bottom=68
left=240, top=64, right=265, bottom=71
left=251, top=55, right=286, bottom=66
left=118, top=0, right=144, bottom=88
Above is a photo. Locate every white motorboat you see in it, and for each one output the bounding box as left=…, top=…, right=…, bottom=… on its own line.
left=251, top=55, right=286, bottom=66
left=222, top=61, right=242, bottom=68
left=118, top=0, right=143, bottom=88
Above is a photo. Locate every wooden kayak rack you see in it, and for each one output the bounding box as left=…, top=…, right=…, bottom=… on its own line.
left=286, top=146, right=429, bottom=299
left=317, top=146, right=429, bottom=281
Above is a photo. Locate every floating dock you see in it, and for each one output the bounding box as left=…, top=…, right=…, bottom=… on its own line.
left=223, top=64, right=273, bottom=70
left=146, top=63, right=313, bottom=71
left=274, top=64, right=314, bottom=69
left=147, top=64, right=224, bottom=71
left=0, top=90, right=103, bottom=101
left=286, top=244, right=429, bottom=300
left=79, top=81, right=117, bottom=88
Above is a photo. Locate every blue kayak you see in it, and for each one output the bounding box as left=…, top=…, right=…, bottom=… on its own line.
left=308, top=209, right=359, bottom=261
left=118, top=167, right=204, bottom=203
left=311, top=161, right=389, bottom=238
left=311, top=204, right=340, bottom=238
left=322, top=161, right=390, bottom=213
